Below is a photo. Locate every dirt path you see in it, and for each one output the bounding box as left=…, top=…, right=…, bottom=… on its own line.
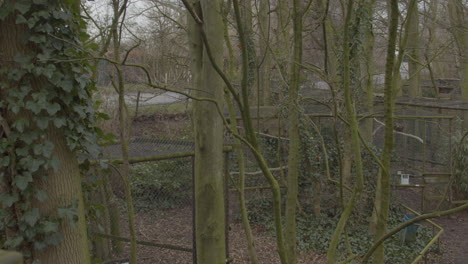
left=433, top=209, right=468, bottom=264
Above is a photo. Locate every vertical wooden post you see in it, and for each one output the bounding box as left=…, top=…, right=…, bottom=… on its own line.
left=224, top=152, right=230, bottom=261
left=423, top=120, right=427, bottom=173
left=191, top=155, right=197, bottom=264
left=134, top=91, right=141, bottom=118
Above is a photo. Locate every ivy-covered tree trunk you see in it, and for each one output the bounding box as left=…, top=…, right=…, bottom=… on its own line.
left=0, top=1, right=91, bottom=263
left=32, top=130, right=90, bottom=264
left=188, top=0, right=227, bottom=262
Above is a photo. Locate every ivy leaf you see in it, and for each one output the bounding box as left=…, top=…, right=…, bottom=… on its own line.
left=23, top=208, right=40, bottom=227
left=0, top=156, right=10, bottom=167
left=35, top=22, right=53, bottom=33
left=13, top=173, right=33, bottom=190
left=35, top=9, right=50, bottom=18
left=0, top=4, right=14, bottom=21
left=14, top=54, right=33, bottom=65
left=25, top=100, right=41, bottom=114
left=46, top=103, right=61, bottom=115
left=50, top=156, right=60, bottom=172
left=36, top=117, right=49, bottom=130
left=42, top=64, right=56, bottom=79
left=27, top=16, right=39, bottom=28
left=53, top=118, right=66, bottom=128
left=29, top=158, right=45, bottom=173
left=13, top=118, right=29, bottom=133
left=58, top=206, right=78, bottom=227
left=19, top=131, right=38, bottom=145
left=44, top=232, right=63, bottom=246
left=41, top=220, right=59, bottom=233
left=14, top=0, right=31, bottom=14
left=0, top=192, right=19, bottom=207
left=15, top=146, right=30, bottom=157
left=34, top=240, right=47, bottom=251
left=29, top=34, right=46, bottom=44
left=42, top=141, right=54, bottom=158
left=60, top=79, right=74, bottom=92
left=15, top=15, right=27, bottom=24
left=34, top=189, right=47, bottom=202
left=76, top=74, right=88, bottom=89
left=5, top=235, right=24, bottom=249
left=8, top=68, right=25, bottom=81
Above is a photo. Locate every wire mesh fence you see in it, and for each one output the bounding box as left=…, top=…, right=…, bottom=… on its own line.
left=84, top=138, right=197, bottom=264
left=82, top=100, right=465, bottom=263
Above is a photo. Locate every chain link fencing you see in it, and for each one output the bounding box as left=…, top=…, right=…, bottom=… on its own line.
left=85, top=138, right=197, bottom=264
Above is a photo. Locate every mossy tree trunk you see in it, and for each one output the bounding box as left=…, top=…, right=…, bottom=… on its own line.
left=372, top=0, right=399, bottom=262
left=222, top=2, right=259, bottom=262
left=285, top=0, right=303, bottom=263
left=110, top=0, right=137, bottom=263
left=406, top=0, right=421, bottom=98
left=448, top=0, right=468, bottom=102
left=258, top=0, right=272, bottom=106
left=188, top=0, right=227, bottom=262
left=359, top=0, right=377, bottom=142
left=326, top=0, right=365, bottom=262
left=232, top=0, right=289, bottom=261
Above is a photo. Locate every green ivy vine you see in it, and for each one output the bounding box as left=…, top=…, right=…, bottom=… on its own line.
left=0, top=0, right=98, bottom=258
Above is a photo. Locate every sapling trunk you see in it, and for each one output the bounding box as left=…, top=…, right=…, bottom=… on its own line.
left=222, top=2, right=259, bottom=261
left=372, top=0, right=399, bottom=262
left=111, top=1, right=137, bottom=262
left=326, top=1, right=365, bottom=262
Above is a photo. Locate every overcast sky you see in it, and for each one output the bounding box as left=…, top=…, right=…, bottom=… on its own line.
left=83, top=0, right=153, bottom=42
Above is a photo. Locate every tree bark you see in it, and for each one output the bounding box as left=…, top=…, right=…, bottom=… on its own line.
left=188, top=0, right=227, bottom=262
left=258, top=0, right=272, bottom=106
left=222, top=2, right=259, bottom=261
left=406, top=0, right=421, bottom=98
left=372, top=0, right=399, bottom=262
left=285, top=0, right=303, bottom=262
left=110, top=1, right=137, bottom=263
left=326, top=1, right=365, bottom=262
left=0, top=1, right=91, bottom=263
left=448, top=0, right=468, bottom=102
left=359, top=0, right=376, bottom=142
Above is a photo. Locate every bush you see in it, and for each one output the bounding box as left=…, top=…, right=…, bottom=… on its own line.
left=130, top=159, right=192, bottom=210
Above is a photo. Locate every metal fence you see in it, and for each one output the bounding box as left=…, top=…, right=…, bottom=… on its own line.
left=83, top=100, right=465, bottom=263
left=84, top=138, right=231, bottom=264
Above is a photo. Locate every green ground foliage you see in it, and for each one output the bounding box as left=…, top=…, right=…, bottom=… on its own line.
left=130, top=159, right=192, bottom=210
left=247, top=197, right=438, bottom=263
left=452, top=131, right=468, bottom=198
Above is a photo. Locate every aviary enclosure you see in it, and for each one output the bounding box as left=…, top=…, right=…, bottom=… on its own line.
left=82, top=101, right=466, bottom=263
left=1, top=0, right=467, bottom=264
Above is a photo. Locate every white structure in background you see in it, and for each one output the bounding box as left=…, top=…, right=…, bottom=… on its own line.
left=313, top=81, right=331, bottom=90
left=126, top=91, right=189, bottom=107
left=400, top=61, right=409, bottom=80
